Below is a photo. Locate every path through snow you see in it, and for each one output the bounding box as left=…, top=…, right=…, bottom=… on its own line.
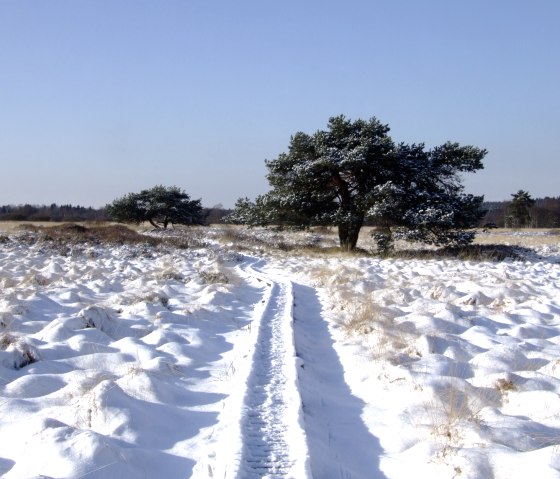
left=226, top=257, right=384, bottom=479
left=235, top=257, right=310, bottom=478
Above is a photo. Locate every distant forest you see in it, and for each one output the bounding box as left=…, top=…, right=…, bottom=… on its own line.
left=1, top=197, right=559, bottom=228
left=0, top=204, right=233, bottom=225
left=481, top=196, right=560, bottom=228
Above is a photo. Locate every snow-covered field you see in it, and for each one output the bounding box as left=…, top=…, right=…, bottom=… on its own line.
left=0, top=225, right=559, bottom=478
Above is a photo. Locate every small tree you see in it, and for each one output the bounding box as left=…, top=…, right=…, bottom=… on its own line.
left=106, top=185, right=203, bottom=229
left=229, top=115, right=486, bottom=252
left=507, top=190, right=535, bottom=228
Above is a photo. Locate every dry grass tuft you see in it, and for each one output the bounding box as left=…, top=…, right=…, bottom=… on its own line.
left=199, top=270, right=230, bottom=284
left=494, top=377, right=516, bottom=394
left=0, top=332, right=17, bottom=349
left=7, top=222, right=211, bottom=250
left=424, top=380, right=500, bottom=444
left=341, top=302, right=385, bottom=336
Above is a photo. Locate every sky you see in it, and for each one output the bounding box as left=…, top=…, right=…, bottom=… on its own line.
left=1, top=0, right=559, bottom=208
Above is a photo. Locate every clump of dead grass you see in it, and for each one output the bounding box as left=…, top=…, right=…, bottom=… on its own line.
left=15, top=223, right=161, bottom=246
left=10, top=223, right=212, bottom=251
left=198, top=266, right=230, bottom=284
left=341, top=302, right=385, bottom=336
left=494, top=377, right=516, bottom=394
left=213, top=225, right=340, bottom=254
left=0, top=332, right=17, bottom=349
left=385, top=244, right=534, bottom=262
left=200, top=271, right=230, bottom=284
left=420, top=378, right=501, bottom=448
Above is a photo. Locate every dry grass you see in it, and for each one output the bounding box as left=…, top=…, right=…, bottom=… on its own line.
left=11, top=222, right=159, bottom=245
left=0, top=221, right=57, bottom=233
left=309, top=261, right=418, bottom=363
left=341, top=302, right=385, bottom=336
left=474, top=228, right=560, bottom=247
left=198, top=268, right=230, bottom=285
left=3, top=222, right=558, bottom=254
left=0, top=332, right=17, bottom=349
left=1, top=222, right=210, bottom=250
left=212, top=225, right=340, bottom=254
left=208, top=225, right=550, bottom=261
left=421, top=378, right=501, bottom=446
left=494, top=377, right=516, bottom=394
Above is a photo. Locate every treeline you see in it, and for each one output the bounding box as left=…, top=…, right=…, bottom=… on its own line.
left=481, top=196, right=560, bottom=228
left=0, top=204, right=108, bottom=222
left=3, top=198, right=559, bottom=228
left=0, top=203, right=232, bottom=224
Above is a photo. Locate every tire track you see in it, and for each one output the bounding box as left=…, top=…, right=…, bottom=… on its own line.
left=236, top=258, right=311, bottom=479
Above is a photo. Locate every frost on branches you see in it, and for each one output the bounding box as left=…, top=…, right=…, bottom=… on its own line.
left=106, top=185, right=204, bottom=229
left=229, top=115, right=486, bottom=252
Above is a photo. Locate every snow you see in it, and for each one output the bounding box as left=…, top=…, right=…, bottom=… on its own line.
left=0, top=226, right=559, bottom=478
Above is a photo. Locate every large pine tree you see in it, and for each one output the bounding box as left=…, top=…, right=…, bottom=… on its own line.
left=229, top=115, right=487, bottom=252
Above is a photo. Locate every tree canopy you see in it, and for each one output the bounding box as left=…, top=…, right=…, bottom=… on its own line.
left=506, top=190, right=535, bottom=228
left=229, top=115, right=487, bottom=252
left=106, top=185, right=204, bottom=229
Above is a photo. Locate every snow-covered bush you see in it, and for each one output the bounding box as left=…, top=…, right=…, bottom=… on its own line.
left=0, top=334, right=39, bottom=369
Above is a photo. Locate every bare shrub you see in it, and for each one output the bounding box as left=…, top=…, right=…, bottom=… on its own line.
left=156, top=269, right=185, bottom=281
left=494, top=377, right=516, bottom=394
left=198, top=269, right=230, bottom=284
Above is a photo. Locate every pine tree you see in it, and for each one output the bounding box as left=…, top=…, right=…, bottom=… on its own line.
left=106, top=185, right=203, bottom=229
left=229, top=115, right=487, bottom=252
left=507, top=190, right=535, bottom=228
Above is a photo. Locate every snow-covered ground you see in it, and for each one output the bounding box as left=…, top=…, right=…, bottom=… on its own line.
left=0, top=225, right=559, bottom=478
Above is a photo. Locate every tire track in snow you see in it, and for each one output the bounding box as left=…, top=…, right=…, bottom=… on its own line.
left=236, top=258, right=311, bottom=479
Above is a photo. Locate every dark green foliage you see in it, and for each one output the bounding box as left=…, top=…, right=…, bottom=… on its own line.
left=505, top=190, right=536, bottom=228
left=0, top=204, right=108, bottom=222
left=229, top=115, right=487, bottom=252
left=370, top=142, right=487, bottom=250
left=106, top=185, right=203, bottom=229
left=480, top=197, right=560, bottom=228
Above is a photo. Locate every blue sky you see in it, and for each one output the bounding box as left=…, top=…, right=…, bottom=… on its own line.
left=1, top=1, right=559, bottom=208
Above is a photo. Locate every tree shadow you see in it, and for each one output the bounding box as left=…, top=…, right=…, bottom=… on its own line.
left=293, top=283, right=388, bottom=479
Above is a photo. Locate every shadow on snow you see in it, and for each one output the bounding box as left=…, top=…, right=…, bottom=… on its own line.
left=294, top=283, right=388, bottom=479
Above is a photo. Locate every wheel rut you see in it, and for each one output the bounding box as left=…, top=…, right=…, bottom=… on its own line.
left=236, top=258, right=310, bottom=479
left=191, top=254, right=383, bottom=479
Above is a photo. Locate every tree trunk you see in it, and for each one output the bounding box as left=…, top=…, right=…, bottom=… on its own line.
left=338, top=219, right=363, bottom=252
